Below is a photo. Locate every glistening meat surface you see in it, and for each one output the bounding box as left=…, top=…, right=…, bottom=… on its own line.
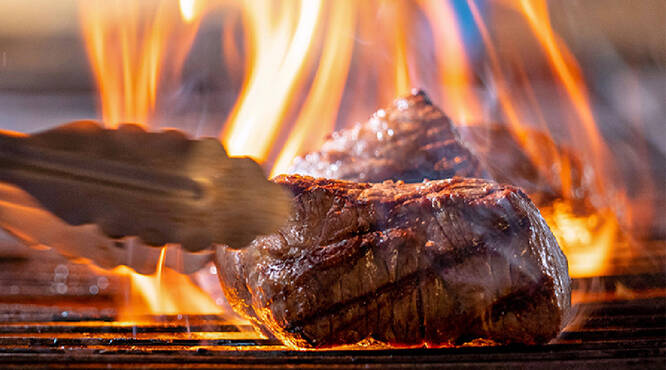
left=216, top=175, right=571, bottom=348
left=290, top=89, right=484, bottom=183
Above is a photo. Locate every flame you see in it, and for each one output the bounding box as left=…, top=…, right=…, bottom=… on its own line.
left=464, top=0, right=650, bottom=277
left=348, top=1, right=418, bottom=116
left=179, top=0, right=197, bottom=23
left=73, top=0, right=657, bottom=319
left=517, top=0, right=608, bottom=197
left=483, top=1, right=641, bottom=277
left=80, top=0, right=202, bottom=127
left=112, top=248, right=223, bottom=320
left=420, top=0, right=480, bottom=125
left=542, top=202, right=619, bottom=278
left=221, top=0, right=323, bottom=162
left=388, top=1, right=413, bottom=96
left=106, top=266, right=223, bottom=320
left=222, top=1, right=426, bottom=168
left=508, top=0, right=638, bottom=277
left=79, top=1, right=216, bottom=320
left=83, top=247, right=222, bottom=321
left=467, top=0, right=560, bottom=177
left=270, top=2, right=357, bottom=176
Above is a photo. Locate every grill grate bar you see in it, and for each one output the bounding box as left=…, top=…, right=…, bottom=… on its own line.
left=0, top=340, right=663, bottom=368
left=0, top=323, right=250, bottom=334
left=0, top=297, right=662, bottom=368
left=0, top=243, right=663, bottom=367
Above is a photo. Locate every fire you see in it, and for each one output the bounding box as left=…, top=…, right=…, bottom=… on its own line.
left=74, top=0, right=657, bottom=319
left=464, top=0, right=646, bottom=277
left=420, top=0, right=480, bottom=125
left=516, top=0, right=608, bottom=196
left=542, top=202, right=619, bottom=278
left=517, top=0, right=619, bottom=277
left=221, top=0, right=324, bottom=162
left=112, top=248, right=223, bottom=321
left=80, top=0, right=202, bottom=127
left=79, top=0, right=217, bottom=320
left=179, top=0, right=197, bottom=23
left=270, top=2, right=357, bottom=175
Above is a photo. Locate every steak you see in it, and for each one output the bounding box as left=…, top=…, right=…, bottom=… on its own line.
left=290, top=89, right=485, bottom=183
left=216, top=175, right=571, bottom=348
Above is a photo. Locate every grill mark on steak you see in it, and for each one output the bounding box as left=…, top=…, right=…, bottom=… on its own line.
left=488, top=276, right=543, bottom=323
left=270, top=212, right=470, bottom=310
left=254, top=221, right=523, bottom=341
left=284, top=269, right=422, bottom=337
left=284, top=250, right=542, bottom=347
left=431, top=207, right=458, bottom=254
left=268, top=227, right=414, bottom=313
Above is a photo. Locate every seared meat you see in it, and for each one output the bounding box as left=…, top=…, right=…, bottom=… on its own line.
left=216, top=175, right=571, bottom=348
left=290, top=89, right=484, bottom=183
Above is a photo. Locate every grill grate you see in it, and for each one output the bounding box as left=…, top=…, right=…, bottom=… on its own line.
left=0, top=240, right=664, bottom=368
left=0, top=292, right=663, bottom=368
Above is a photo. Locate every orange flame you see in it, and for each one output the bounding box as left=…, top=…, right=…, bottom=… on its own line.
left=541, top=202, right=618, bottom=278
left=390, top=1, right=413, bottom=96
left=79, top=0, right=217, bottom=319
left=221, top=0, right=323, bottom=162
left=84, top=263, right=223, bottom=322
left=76, top=0, right=656, bottom=317
left=80, top=0, right=202, bottom=128
left=270, top=2, right=357, bottom=176
left=420, top=0, right=480, bottom=125
left=112, top=248, right=223, bottom=321
left=517, top=0, right=609, bottom=197
left=464, top=0, right=647, bottom=277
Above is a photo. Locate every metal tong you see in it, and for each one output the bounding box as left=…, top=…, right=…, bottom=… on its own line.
left=0, top=121, right=291, bottom=253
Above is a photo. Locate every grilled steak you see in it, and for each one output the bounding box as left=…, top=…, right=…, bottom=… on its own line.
left=216, top=175, right=571, bottom=348
left=290, top=89, right=484, bottom=183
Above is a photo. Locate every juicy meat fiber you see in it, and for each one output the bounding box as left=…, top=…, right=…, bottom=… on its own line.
left=216, top=175, right=571, bottom=348
left=290, top=89, right=484, bottom=183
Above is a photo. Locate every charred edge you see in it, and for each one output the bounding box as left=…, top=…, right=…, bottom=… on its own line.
left=281, top=224, right=400, bottom=281
left=270, top=236, right=372, bottom=303
left=488, top=276, right=556, bottom=344
left=282, top=178, right=510, bottom=222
